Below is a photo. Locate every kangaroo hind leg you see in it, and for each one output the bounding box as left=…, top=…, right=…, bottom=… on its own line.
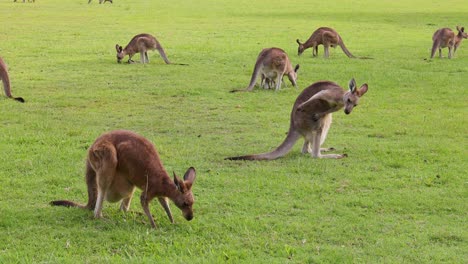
left=88, top=142, right=118, bottom=218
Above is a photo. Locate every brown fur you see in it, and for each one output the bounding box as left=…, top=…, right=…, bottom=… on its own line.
left=116, top=33, right=171, bottom=64
left=51, top=130, right=197, bottom=228
left=431, top=26, right=468, bottom=59
left=233, top=48, right=299, bottom=92
left=296, top=27, right=355, bottom=58
left=0, top=57, right=25, bottom=103
left=226, top=79, right=368, bottom=160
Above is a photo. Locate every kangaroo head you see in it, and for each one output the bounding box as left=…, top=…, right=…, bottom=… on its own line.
left=287, top=64, right=300, bottom=87
left=115, top=44, right=124, bottom=63
left=343, top=78, right=368, bottom=115
left=296, top=39, right=305, bottom=56
left=172, top=167, right=196, bottom=221
left=456, top=26, right=468, bottom=39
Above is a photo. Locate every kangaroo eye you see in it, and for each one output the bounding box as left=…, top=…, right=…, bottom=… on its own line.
left=347, top=99, right=352, bottom=103
left=183, top=202, right=190, bottom=207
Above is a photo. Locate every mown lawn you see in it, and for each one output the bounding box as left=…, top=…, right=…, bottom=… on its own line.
left=0, top=0, right=466, bottom=263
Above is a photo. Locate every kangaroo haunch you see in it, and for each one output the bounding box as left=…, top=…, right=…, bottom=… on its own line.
left=51, top=130, right=196, bottom=228
left=226, top=79, right=368, bottom=160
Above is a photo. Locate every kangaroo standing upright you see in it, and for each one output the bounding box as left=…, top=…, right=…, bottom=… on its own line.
left=116, top=33, right=171, bottom=64
left=296, top=27, right=355, bottom=58
left=0, top=57, right=25, bottom=103
left=226, top=79, right=368, bottom=160
left=431, top=26, right=468, bottom=59
left=51, top=130, right=197, bottom=228
left=234, top=48, right=299, bottom=92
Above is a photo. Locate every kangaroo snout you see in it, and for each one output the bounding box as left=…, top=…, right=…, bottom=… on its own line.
left=344, top=109, right=351, bottom=115
left=184, top=212, right=194, bottom=221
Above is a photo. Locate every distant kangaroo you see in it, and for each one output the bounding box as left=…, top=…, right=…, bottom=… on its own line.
left=234, top=48, right=299, bottom=92
left=226, top=79, right=368, bottom=160
left=116, top=33, right=171, bottom=64
left=296, top=27, right=355, bottom=58
left=0, top=57, right=25, bottom=103
left=51, top=130, right=197, bottom=228
left=431, top=26, right=468, bottom=59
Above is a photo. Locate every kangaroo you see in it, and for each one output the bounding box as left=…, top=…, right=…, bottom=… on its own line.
left=116, top=33, right=171, bottom=64
left=0, top=57, right=25, bottom=103
left=226, top=79, right=368, bottom=160
left=13, top=0, right=35, bottom=2
left=234, top=48, right=299, bottom=92
left=296, top=27, right=355, bottom=58
left=431, top=26, right=468, bottom=59
left=51, top=130, right=197, bottom=228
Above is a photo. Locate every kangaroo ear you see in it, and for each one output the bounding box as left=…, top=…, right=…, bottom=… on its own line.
left=348, top=78, right=357, bottom=93
left=296, top=39, right=301, bottom=45
left=294, top=64, right=300, bottom=72
left=115, top=44, right=120, bottom=52
left=173, top=172, right=186, bottom=193
left=461, top=27, right=465, bottom=32
left=357, top=84, right=368, bottom=97
left=183, top=167, right=196, bottom=187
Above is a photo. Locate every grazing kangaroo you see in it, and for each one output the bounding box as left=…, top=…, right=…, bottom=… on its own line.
left=51, top=130, right=197, bottom=228
left=226, top=79, right=368, bottom=160
left=0, top=57, right=25, bottom=103
left=431, top=26, right=468, bottom=59
left=116, top=33, right=171, bottom=64
left=234, top=48, right=299, bottom=92
left=13, top=0, right=35, bottom=2
left=296, top=27, right=355, bottom=58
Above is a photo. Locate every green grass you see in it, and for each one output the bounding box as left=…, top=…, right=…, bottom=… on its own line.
left=1, top=0, right=467, bottom=263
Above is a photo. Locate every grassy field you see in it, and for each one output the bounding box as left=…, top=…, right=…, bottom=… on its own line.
left=0, top=0, right=467, bottom=263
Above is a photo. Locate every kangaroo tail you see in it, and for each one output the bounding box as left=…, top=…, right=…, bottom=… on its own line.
left=50, top=161, right=98, bottom=210
left=225, top=129, right=301, bottom=161
left=2, top=73, right=25, bottom=103
left=156, top=42, right=171, bottom=64
left=50, top=200, right=87, bottom=208
left=338, top=39, right=355, bottom=58
left=431, top=41, right=439, bottom=58
left=244, top=59, right=262, bottom=92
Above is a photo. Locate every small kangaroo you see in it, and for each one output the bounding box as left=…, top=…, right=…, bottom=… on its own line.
left=431, top=26, right=468, bottom=59
left=116, top=33, right=171, bottom=64
left=226, top=79, right=368, bottom=160
left=51, top=130, right=197, bottom=228
left=296, top=27, right=355, bottom=58
left=0, top=57, right=25, bottom=103
left=234, top=48, right=299, bottom=92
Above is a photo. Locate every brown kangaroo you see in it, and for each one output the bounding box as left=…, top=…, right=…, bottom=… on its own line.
left=116, top=33, right=171, bottom=64
left=226, top=79, right=368, bottom=160
left=296, top=27, right=355, bottom=58
left=233, top=48, right=299, bottom=92
left=431, top=26, right=468, bottom=59
left=0, top=57, right=25, bottom=103
left=51, top=130, right=197, bottom=228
